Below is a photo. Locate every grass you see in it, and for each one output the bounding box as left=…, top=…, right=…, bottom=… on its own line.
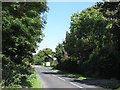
left=1, top=72, right=41, bottom=90
left=27, top=72, right=41, bottom=88
left=117, top=87, right=120, bottom=90
left=51, top=67, right=88, bottom=80
left=102, top=80, right=120, bottom=89
left=65, top=73, right=90, bottom=80
left=48, top=66, right=120, bottom=89
left=109, top=82, right=120, bottom=90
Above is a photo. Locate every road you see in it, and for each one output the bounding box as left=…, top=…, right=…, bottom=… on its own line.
left=34, top=65, right=106, bottom=89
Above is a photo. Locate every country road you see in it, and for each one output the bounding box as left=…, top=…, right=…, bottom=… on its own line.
left=34, top=65, right=106, bottom=89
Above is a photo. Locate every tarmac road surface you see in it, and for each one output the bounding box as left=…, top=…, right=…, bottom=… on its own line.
left=34, top=65, right=106, bottom=90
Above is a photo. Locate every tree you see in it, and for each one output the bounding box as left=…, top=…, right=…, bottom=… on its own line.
left=63, top=6, right=109, bottom=74
left=96, top=1, right=120, bottom=79
left=2, top=1, right=48, bottom=87
left=57, top=2, right=120, bottom=79
left=34, top=48, right=55, bottom=65
left=55, top=43, right=67, bottom=64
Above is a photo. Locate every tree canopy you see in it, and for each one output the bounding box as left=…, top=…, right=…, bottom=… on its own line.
left=2, top=1, right=48, bottom=87
left=54, top=2, right=120, bottom=79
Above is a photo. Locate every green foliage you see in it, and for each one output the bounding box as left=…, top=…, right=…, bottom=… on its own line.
left=55, top=43, right=67, bottom=64
left=55, top=2, right=120, bottom=79
left=2, top=56, right=34, bottom=87
left=27, top=73, right=41, bottom=88
left=2, top=1, right=48, bottom=87
left=33, top=48, right=55, bottom=65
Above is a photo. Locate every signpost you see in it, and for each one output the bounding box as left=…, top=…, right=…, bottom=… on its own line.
left=46, top=62, right=50, bottom=66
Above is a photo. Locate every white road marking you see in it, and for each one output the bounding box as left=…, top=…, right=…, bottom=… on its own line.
left=70, top=82, right=84, bottom=88
left=58, top=77, right=66, bottom=81
left=52, top=75, right=56, bottom=77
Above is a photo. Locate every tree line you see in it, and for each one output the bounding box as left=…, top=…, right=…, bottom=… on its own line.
left=32, top=1, right=120, bottom=80
left=55, top=2, right=120, bottom=79
left=33, top=48, right=55, bottom=65
left=2, top=1, right=48, bottom=87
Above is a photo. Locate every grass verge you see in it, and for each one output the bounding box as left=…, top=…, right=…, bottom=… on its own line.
left=48, top=66, right=120, bottom=89
left=27, top=72, right=41, bottom=88
left=1, top=72, right=41, bottom=89
left=117, top=87, right=120, bottom=90
left=50, top=67, right=89, bottom=80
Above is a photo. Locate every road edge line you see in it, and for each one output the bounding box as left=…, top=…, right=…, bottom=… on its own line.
left=70, top=82, right=84, bottom=89
left=58, top=77, right=66, bottom=81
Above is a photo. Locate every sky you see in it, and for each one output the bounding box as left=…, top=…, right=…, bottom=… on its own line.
left=35, top=1, right=102, bottom=54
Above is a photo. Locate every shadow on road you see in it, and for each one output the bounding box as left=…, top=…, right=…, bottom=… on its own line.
left=41, top=71, right=63, bottom=75
left=42, top=71, right=120, bottom=89
left=71, top=79, right=120, bottom=89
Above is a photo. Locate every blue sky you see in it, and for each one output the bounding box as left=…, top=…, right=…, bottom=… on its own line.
left=35, top=1, right=101, bottom=53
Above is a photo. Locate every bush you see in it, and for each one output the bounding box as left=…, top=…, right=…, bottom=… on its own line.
left=56, top=59, right=78, bottom=73
left=83, top=45, right=120, bottom=79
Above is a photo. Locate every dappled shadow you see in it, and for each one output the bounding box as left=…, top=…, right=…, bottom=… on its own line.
left=41, top=71, right=64, bottom=75
left=42, top=71, right=77, bottom=81
left=71, top=79, right=120, bottom=89
left=60, top=75, right=76, bottom=79
left=42, top=68, right=120, bottom=89
left=20, top=79, right=32, bottom=88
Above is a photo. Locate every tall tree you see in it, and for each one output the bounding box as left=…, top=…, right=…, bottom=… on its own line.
left=96, top=1, right=120, bottom=78
left=2, top=1, right=48, bottom=87
left=55, top=43, right=67, bottom=64
left=34, top=48, right=54, bottom=65
left=59, top=2, right=120, bottom=79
